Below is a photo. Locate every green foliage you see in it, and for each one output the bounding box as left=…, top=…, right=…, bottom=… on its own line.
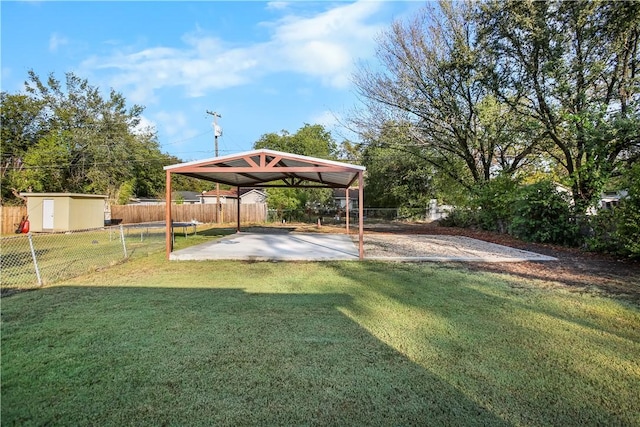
left=438, top=208, right=479, bottom=229
left=1, top=71, right=178, bottom=204
left=481, top=0, right=640, bottom=213
left=253, top=123, right=338, bottom=212
left=443, top=179, right=580, bottom=245
left=472, top=175, right=521, bottom=233
left=616, top=163, right=640, bottom=257
left=361, top=145, right=436, bottom=209
left=353, top=2, right=540, bottom=193
left=360, top=122, right=443, bottom=209
left=254, top=123, right=338, bottom=159
left=265, top=188, right=305, bottom=221
left=587, top=163, right=640, bottom=258
left=116, top=179, right=136, bottom=205
left=584, top=209, right=619, bottom=254
left=509, top=181, right=579, bottom=245
left=10, top=132, right=71, bottom=193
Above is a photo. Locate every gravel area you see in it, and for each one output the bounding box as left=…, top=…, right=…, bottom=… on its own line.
left=356, top=234, right=557, bottom=262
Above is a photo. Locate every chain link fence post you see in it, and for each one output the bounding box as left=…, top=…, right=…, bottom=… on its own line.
left=27, top=232, right=43, bottom=286
left=119, top=224, right=128, bottom=258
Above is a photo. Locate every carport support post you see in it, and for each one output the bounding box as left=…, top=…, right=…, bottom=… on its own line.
left=165, top=170, right=172, bottom=259
left=236, top=186, right=241, bottom=233
left=345, top=187, right=350, bottom=234
left=358, top=171, right=364, bottom=260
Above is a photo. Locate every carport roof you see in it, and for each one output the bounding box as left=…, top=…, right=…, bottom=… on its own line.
left=164, top=149, right=365, bottom=188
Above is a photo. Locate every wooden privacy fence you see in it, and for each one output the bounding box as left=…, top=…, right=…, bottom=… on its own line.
left=1, top=206, right=28, bottom=235
left=110, top=203, right=267, bottom=225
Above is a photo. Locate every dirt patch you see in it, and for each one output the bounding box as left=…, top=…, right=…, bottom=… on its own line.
left=363, top=222, right=640, bottom=304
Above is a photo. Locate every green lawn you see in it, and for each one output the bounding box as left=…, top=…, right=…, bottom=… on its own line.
left=2, top=254, right=639, bottom=426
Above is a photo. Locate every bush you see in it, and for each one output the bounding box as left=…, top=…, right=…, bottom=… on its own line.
left=584, top=163, right=640, bottom=259
left=584, top=209, right=620, bottom=254
left=612, top=163, right=640, bottom=258
left=473, top=176, right=520, bottom=233
left=439, top=208, right=479, bottom=228
left=509, top=180, right=579, bottom=245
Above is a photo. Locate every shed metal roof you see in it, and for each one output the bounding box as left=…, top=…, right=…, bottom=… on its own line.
left=164, top=149, right=365, bottom=188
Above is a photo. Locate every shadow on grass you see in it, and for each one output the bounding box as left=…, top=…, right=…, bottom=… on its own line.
left=1, top=286, right=506, bottom=426
left=326, top=262, right=639, bottom=426
left=463, top=260, right=640, bottom=304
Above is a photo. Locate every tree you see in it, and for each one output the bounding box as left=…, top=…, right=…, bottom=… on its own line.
left=359, top=122, right=438, bottom=208
left=480, top=0, right=640, bottom=213
left=1, top=71, right=178, bottom=204
left=253, top=124, right=339, bottom=213
left=254, top=123, right=338, bottom=159
left=352, top=1, right=540, bottom=191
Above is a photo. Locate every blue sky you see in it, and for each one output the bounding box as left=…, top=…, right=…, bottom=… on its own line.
left=2, top=1, right=422, bottom=161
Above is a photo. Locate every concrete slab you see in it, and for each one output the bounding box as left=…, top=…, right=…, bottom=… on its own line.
left=169, top=232, right=557, bottom=262
left=170, top=232, right=359, bottom=261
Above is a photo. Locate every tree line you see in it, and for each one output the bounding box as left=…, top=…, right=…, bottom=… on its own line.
left=1, top=71, right=206, bottom=206
left=350, top=0, right=639, bottom=256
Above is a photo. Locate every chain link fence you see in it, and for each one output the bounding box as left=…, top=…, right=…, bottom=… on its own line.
left=266, top=207, right=445, bottom=224
left=1, top=224, right=167, bottom=292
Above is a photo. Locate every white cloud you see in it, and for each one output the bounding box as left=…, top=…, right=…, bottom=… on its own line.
left=49, top=32, right=69, bottom=53
left=79, top=0, right=385, bottom=102
left=155, top=110, right=189, bottom=138
left=265, top=1, right=383, bottom=88
left=310, top=110, right=338, bottom=128
left=132, top=115, right=157, bottom=136
left=266, top=2, right=289, bottom=11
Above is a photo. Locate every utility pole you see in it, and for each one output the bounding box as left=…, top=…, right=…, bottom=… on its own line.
left=206, top=110, right=222, bottom=223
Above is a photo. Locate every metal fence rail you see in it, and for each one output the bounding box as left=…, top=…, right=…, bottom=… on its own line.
left=1, top=225, right=165, bottom=291
left=266, top=207, right=448, bottom=224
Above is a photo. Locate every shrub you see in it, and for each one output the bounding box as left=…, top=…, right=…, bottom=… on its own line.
left=613, top=163, right=640, bottom=258
left=439, top=208, right=479, bottom=228
left=473, top=176, right=520, bottom=233
left=509, top=180, right=579, bottom=245
left=584, top=209, right=620, bottom=254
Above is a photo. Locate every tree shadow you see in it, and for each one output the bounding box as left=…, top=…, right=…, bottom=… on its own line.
left=462, top=260, right=640, bottom=304
left=326, top=261, right=637, bottom=426
left=1, top=286, right=507, bottom=426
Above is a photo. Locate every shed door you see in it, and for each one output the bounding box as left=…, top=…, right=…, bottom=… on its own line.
left=42, top=199, right=54, bottom=229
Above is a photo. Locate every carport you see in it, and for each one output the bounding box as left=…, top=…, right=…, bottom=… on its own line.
left=163, top=149, right=366, bottom=260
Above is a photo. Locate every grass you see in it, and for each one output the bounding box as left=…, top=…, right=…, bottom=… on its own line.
left=2, top=253, right=639, bottom=426
left=0, top=224, right=230, bottom=290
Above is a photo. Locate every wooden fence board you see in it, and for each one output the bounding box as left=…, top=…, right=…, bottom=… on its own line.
left=109, top=203, right=267, bottom=225
left=1, top=206, right=28, bottom=235
left=2, top=203, right=266, bottom=234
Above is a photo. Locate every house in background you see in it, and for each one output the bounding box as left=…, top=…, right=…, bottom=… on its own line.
left=599, top=190, right=628, bottom=210
left=199, top=188, right=267, bottom=205
left=129, top=191, right=201, bottom=205
left=332, top=188, right=360, bottom=210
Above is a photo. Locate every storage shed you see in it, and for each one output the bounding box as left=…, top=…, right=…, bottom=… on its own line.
left=20, top=193, right=108, bottom=232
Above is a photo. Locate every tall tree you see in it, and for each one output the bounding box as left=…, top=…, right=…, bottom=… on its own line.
left=480, top=0, right=640, bottom=212
left=1, top=71, right=177, bottom=204
left=253, top=123, right=339, bottom=212
left=352, top=1, right=540, bottom=191
left=360, top=122, right=438, bottom=208
left=253, top=123, right=338, bottom=159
